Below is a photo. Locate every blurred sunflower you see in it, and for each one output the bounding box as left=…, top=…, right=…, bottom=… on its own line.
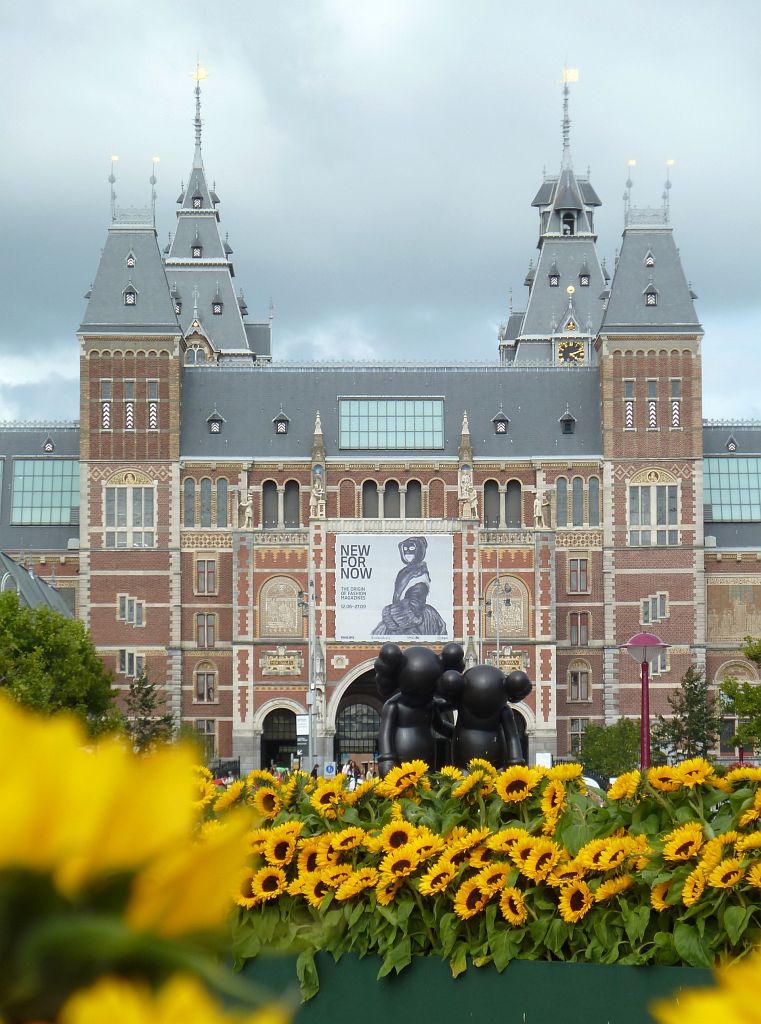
left=453, top=877, right=489, bottom=919
left=540, top=780, right=567, bottom=817
left=299, top=871, right=330, bottom=908
left=250, top=866, right=287, bottom=903
left=468, top=758, right=498, bottom=777
left=296, top=837, right=321, bottom=875
left=378, top=760, right=428, bottom=798
left=379, top=844, right=422, bottom=878
left=726, top=766, right=761, bottom=785
left=192, top=774, right=219, bottom=811
left=746, top=863, right=761, bottom=888
left=607, top=771, right=640, bottom=801
left=663, top=822, right=704, bottom=862
left=682, top=865, right=707, bottom=907
left=651, top=948, right=761, bottom=1024
left=439, top=765, right=463, bottom=780
left=736, top=833, right=761, bottom=854
left=487, top=827, right=529, bottom=854
left=452, top=771, right=489, bottom=799
left=477, top=863, right=511, bottom=893
left=347, top=777, right=380, bottom=803
left=650, top=880, right=671, bottom=911
left=500, top=886, right=528, bottom=925
left=309, top=778, right=347, bottom=820
left=235, top=868, right=259, bottom=910
left=523, top=839, right=562, bottom=882
left=419, top=861, right=456, bottom=895
left=594, top=875, right=634, bottom=902
left=496, top=765, right=541, bottom=803
left=321, top=864, right=353, bottom=889
left=674, top=758, right=715, bottom=789
left=335, top=867, right=378, bottom=900
left=376, top=874, right=402, bottom=906
left=707, top=858, right=744, bottom=889
left=246, top=769, right=278, bottom=787
left=558, top=879, right=593, bottom=923
left=251, top=786, right=282, bottom=820
left=647, top=766, right=681, bottom=792
left=546, top=763, right=582, bottom=782
left=247, top=828, right=271, bottom=857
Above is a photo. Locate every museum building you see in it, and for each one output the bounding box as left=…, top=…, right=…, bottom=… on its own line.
left=1, top=81, right=760, bottom=771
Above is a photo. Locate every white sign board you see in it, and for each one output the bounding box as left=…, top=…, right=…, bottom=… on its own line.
left=335, top=534, right=453, bottom=642
left=295, top=715, right=310, bottom=735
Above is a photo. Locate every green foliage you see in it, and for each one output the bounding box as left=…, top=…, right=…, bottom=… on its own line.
left=651, top=667, right=721, bottom=762
left=579, top=718, right=640, bottom=778
left=0, top=591, right=115, bottom=733
left=122, top=672, right=175, bottom=751
left=717, top=636, right=761, bottom=752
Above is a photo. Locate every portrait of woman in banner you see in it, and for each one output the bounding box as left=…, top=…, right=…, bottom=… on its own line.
left=372, top=536, right=447, bottom=637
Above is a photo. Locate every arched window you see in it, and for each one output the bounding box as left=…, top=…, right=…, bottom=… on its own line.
left=384, top=481, right=400, bottom=518
left=562, top=212, right=575, bottom=236
left=183, top=478, right=196, bottom=527
left=184, top=349, right=197, bottom=365
left=216, top=479, right=228, bottom=528
left=483, top=480, right=500, bottom=527
left=556, top=478, right=568, bottom=528
left=194, top=662, right=217, bottom=703
left=200, top=478, right=212, bottom=528
left=336, top=703, right=380, bottom=755
left=283, top=480, right=300, bottom=528
left=506, top=480, right=522, bottom=528
left=362, top=481, right=379, bottom=518
left=261, top=709, right=297, bottom=770
left=588, top=477, right=600, bottom=527
left=262, top=481, right=278, bottom=528
left=406, top=480, right=422, bottom=517
left=572, top=478, right=584, bottom=527
left=568, top=660, right=591, bottom=701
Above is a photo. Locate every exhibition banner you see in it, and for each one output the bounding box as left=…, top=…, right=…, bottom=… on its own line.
left=334, top=534, right=453, bottom=642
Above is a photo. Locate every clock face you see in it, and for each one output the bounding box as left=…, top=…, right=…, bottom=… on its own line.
left=558, top=340, right=585, bottom=364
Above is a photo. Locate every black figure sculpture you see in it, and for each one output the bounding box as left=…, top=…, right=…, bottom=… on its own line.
left=372, top=537, right=447, bottom=637
left=374, top=642, right=463, bottom=777
left=438, top=663, right=532, bottom=769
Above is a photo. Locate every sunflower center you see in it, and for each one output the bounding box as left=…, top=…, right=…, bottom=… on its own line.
left=506, top=779, right=528, bottom=793
left=392, top=859, right=411, bottom=874
left=721, top=871, right=736, bottom=885
left=675, top=841, right=693, bottom=857
left=262, top=793, right=276, bottom=811
left=570, top=888, right=585, bottom=911
left=390, top=831, right=408, bottom=848
left=315, top=881, right=328, bottom=898
left=466, top=889, right=482, bottom=910
left=536, top=852, right=552, bottom=870
left=508, top=896, right=520, bottom=914
left=262, top=874, right=279, bottom=892
left=274, top=841, right=289, bottom=860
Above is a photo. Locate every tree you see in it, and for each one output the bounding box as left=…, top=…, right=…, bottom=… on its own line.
left=651, top=666, right=721, bottom=762
left=719, top=635, right=761, bottom=753
left=122, top=672, right=175, bottom=751
left=0, top=591, right=115, bottom=731
left=579, top=718, right=640, bottom=779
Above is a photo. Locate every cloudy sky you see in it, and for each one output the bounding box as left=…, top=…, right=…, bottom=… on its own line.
left=2, top=0, right=759, bottom=422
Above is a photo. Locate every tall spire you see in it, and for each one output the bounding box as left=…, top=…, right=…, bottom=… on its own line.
left=108, top=155, right=119, bottom=222
left=662, top=159, right=674, bottom=222
left=149, top=156, right=159, bottom=225
left=560, top=67, right=579, bottom=170
left=192, top=61, right=208, bottom=169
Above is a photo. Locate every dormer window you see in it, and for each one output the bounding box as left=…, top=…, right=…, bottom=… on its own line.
left=175, top=300, right=182, bottom=315
left=126, top=253, right=136, bottom=269
left=579, top=274, right=590, bottom=287
left=726, top=435, right=738, bottom=453
left=560, top=411, right=577, bottom=435
left=212, top=301, right=223, bottom=315
left=192, top=245, right=203, bottom=259
left=644, top=251, right=656, bottom=268
left=273, top=407, right=290, bottom=435
left=124, top=288, right=137, bottom=306
left=549, top=274, right=559, bottom=287
left=43, top=437, right=54, bottom=453
left=206, top=411, right=225, bottom=434
left=192, top=195, right=202, bottom=209
left=492, top=411, right=510, bottom=435
left=645, top=290, right=658, bottom=307
left=562, top=213, right=575, bottom=236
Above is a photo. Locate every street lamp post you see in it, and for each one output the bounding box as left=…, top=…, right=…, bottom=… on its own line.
left=620, top=632, right=669, bottom=770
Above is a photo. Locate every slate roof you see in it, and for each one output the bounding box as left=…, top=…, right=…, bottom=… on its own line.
left=0, top=425, right=80, bottom=551
left=180, top=363, right=603, bottom=461
left=0, top=551, right=74, bottom=616
left=703, top=424, right=761, bottom=455
left=706, top=523, right=761, bottom=550
left=79, top=222, right=179, bottom=336
left=602, top=217, right=700, bottom=333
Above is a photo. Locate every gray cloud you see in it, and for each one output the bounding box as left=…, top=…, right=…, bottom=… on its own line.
left=2, top=0, right=759, bottom=420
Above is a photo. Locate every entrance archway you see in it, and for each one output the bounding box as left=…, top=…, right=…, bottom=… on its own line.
left=261, top=708, right=297, bottom=770
left=333, top=670, right=383, bottom=773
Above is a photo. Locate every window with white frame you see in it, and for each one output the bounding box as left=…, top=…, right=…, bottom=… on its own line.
left=118, top=649, right=144, bottom=677
left=196, top=558, right=217, bottom=595
left=194, top=663, right=217, bottom=703
left=569, top=717, right=588, bottom=754
left=640, top=592, right=669, bottom=626
left=195, top=718, right=217, bottom=759
left=104, top=484, right=155, bottom=548
left=568, top=662, right=591, bottom=701
left=569, top=611, right=589, bottom=646
left=568, top=556, right=589, bottom=594
left=649, top=649, right=670, bottom=677
left=628, top=481, right=679, bottom=546
left=196, top=613, right=216, bottom=648
left=117, top=594, right=145, bottom=626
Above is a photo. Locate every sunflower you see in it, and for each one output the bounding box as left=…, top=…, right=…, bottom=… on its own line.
left=500, top=886, right=528, bottom=925
left=736, top=833, right=761, bottom=854
left=541, top=812, right=561, bottom=838
left=321, top=864, right=353, bottom=889
left=440, top=765, right=464, bottom=780
left=335, top=868, right=378, bottom=900
left=662, top=822, right=704, bottom=863
left=746, top=863, right=761, bottom=888
left=368, top=819, right=418, bottom=854
left=379, top=843, right=422, bottom=878
left=279, top=773, right=301, bottom=808
left=707, top=858, right=744, bottom=889
left=477, top=863, right=511, bottom=894
left=264, top=831, right=298, bottom=867
left=576, top=838, right=613, bottom=872
left=468, top=757, right=498, bottom=777
left=595, top=838, right=638, bottom=873
left=213, top=778, right=246, bottom=813
left=594, top=875, right=634, bottom=902
left=700, top=833, right=738, bottom=872
left=523, top=839, right=562, bottom=882
left=376, top=874, right=402, bottom=906
left=419, top=861, right=457, bottom=895
left=674, top=757, right=715, bottom=789
left=607, top=770, right=641, bottom=801
left=547, top=763, right=583, bottom=782
left=540, top=780, right=567, bottom=818
left=310, top=778, right=347, bottom=820
left=650, top=881, right=671, bottom=911
left=739, top=808, right=761, bottom=827
left=558, top=880, right=593, bottom=923
left=247, top=827, right=272, bottom=856
left=726, top=766, right=761, bottom=785
left=250, top=866, right=287, bottom=903
left=682, top=866, right=707, bottom=907
left=296, top=837, right=322, bottom=875
left=194, top=764, right=214, bottom=781
left=487, top=827, right=530, bottom=854
left=246, top=768, right=278, bottom=786
left=347, top=777, right=380, bottom=803
left=468, top=845, right=495, bottom=869
left=251, top=785, right=283, bottom=820
left=646, top=766, right=681, bottom=792
left=316, top=835, right=343, bottom=869
left=234, top=868, right=259, bottom=909
left=453, top=878, right=489, bottom=919
left=300, top=871, right=331, bottom=908
left=546, top=862, right=586, bottom=888
left=378, top=759, right=428, bottom=798
left=193, top=775, right=219, bottom=811
left=452, top=771, right=489, bottom=800
left=333, top=826, right=366, bottom=852
left=496, top=765, right=541, bottom=803
left=510, top=835, right=538, bottom=871
left=411, top=828, right=445, bottom=860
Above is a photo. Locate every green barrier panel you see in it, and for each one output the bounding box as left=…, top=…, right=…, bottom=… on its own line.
left=241, top=953, right=714, bottom=1024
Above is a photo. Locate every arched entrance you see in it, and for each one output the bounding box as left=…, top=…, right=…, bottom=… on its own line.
left=261, top=708, right=297, bottom=770
left=333, top=670, right=383, bottom=773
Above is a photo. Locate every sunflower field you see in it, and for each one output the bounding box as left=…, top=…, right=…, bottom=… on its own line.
left=213, top=757, right=761, bottom=998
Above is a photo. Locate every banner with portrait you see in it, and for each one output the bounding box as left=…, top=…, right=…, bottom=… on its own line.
left=334, top=534, right=454, bottom=642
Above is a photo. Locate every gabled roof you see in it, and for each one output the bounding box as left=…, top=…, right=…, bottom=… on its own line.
left=0, top=552, right=74, bottom=617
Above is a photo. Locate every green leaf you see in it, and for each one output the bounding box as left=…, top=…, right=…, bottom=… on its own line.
left=622, top=905, right=650, bottom=945
left=673, top=921, right=713, bottom=967
left=449, top=942, right=468, bottom=978
left=296, top=949, right=320, bottom=1002
left=723, top=905, right=755, bottom=946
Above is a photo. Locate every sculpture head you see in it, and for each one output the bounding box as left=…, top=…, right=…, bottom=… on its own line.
left=397, top=645, right=443, bottom=706
left=458, top=664, right=512, bottom=719
left=505, top=669, right=532, bottom=703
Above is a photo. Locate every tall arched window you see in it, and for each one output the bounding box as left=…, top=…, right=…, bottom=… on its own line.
left=506, top=480, right=522, bottom=528
left=262, top=481, right=278, bottom=528
left=216, top=479, right=228, bottom=528
left=362, top=481, right=379, bottom=518
left=283, top=481, right=300, bottom=528
left=588, top=477, right=600, bottom=527
left=336, top=703, right=380, bottom=756
left=183, top=478, right=196, bottom=527
left=484, top=480, right=500, bottom=527
left=406, top=480, right=422, bottom=517
left=384, top=481, right=400, bottom=518
left=556, top=478, right=568, bottom=528
left=200, top=478, right=212, bottom=528
left=194, top=661, right=217, bottom=703
left=572, top=477, right=584, bottom=527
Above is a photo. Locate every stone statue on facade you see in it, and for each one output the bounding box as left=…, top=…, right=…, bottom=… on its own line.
left=238, top=489, right=253, bottom=529
left=458, top=465, right=478, bottom=521
left=309, top=468, right=326, bottom=519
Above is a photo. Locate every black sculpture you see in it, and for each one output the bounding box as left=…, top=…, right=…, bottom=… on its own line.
left=375, top=642, right=532, bottom=774
left=374, top=642, right=463, bottom=777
